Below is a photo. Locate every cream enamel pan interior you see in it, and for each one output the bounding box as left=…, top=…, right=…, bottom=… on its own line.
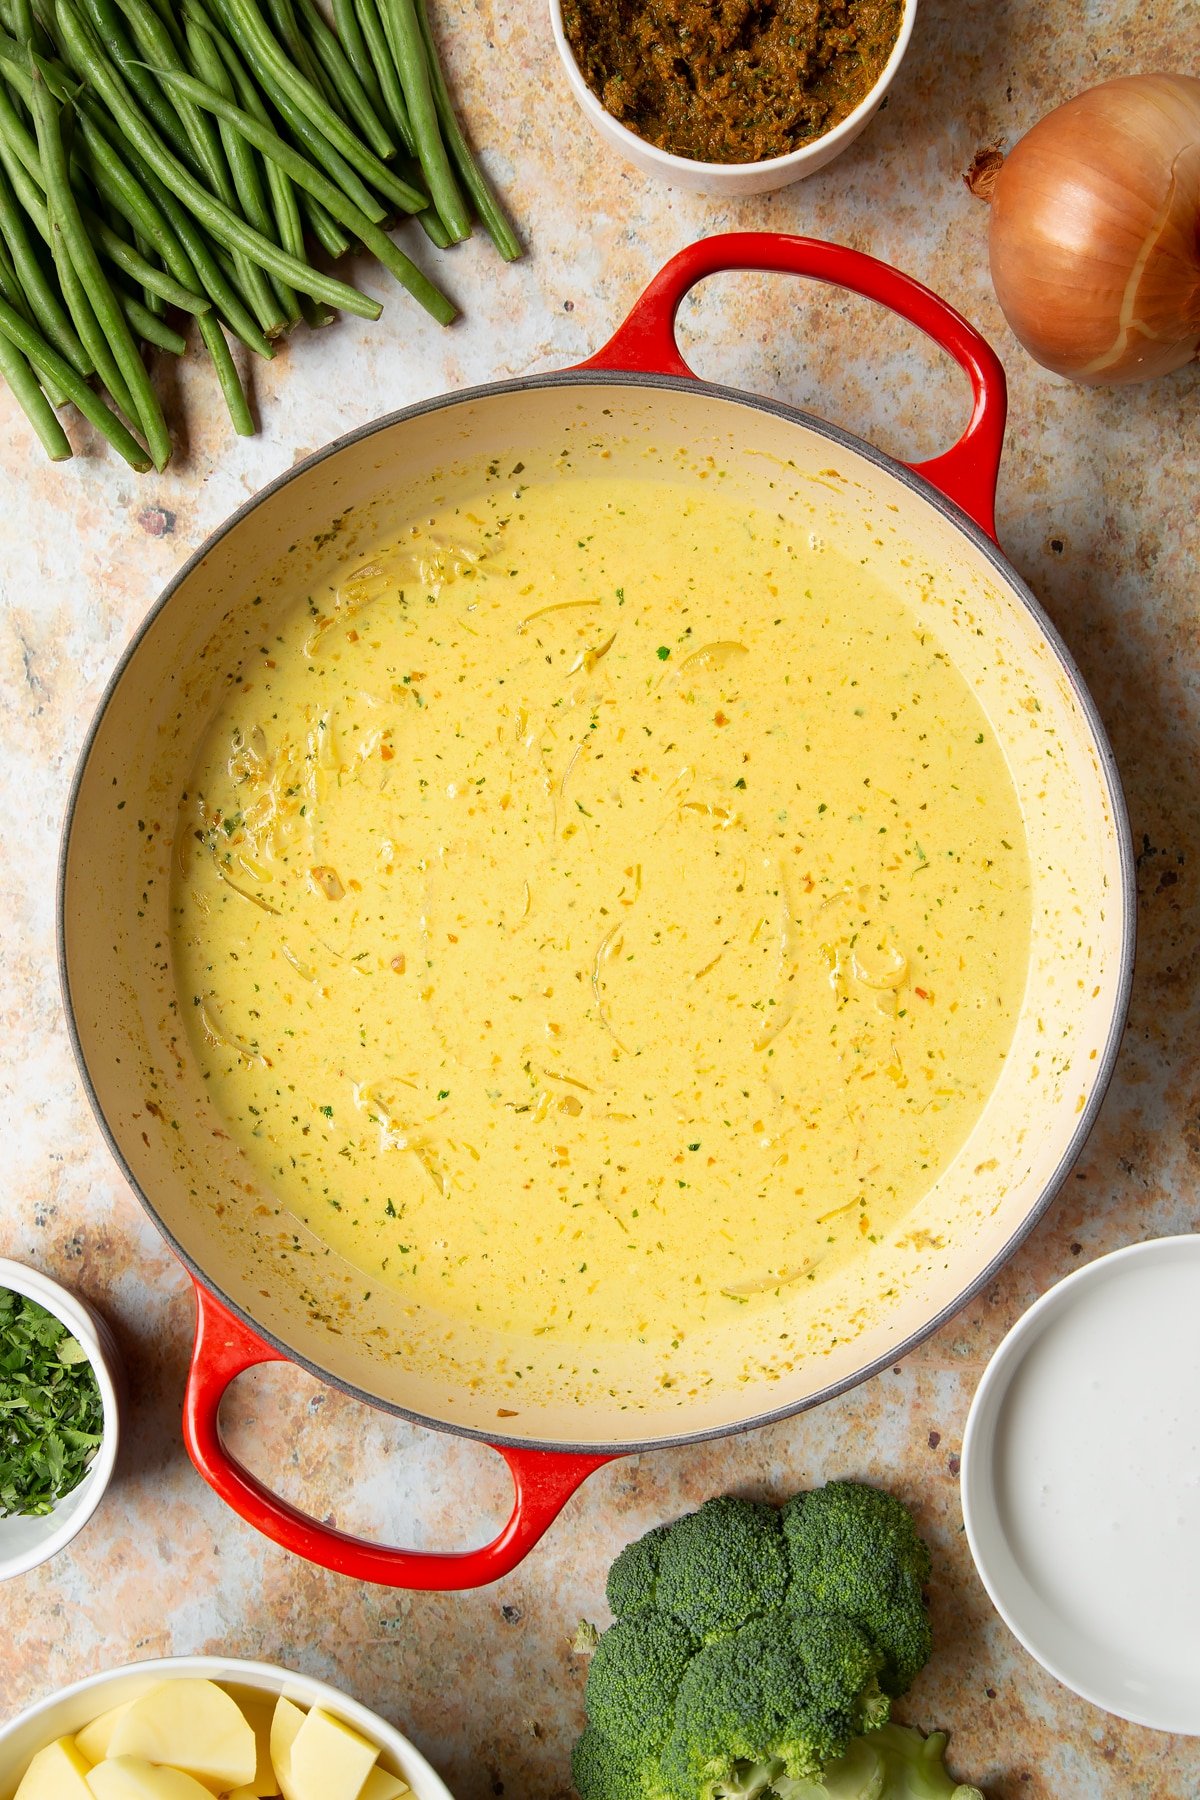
left=60, top=374, right=1133, bottom=1451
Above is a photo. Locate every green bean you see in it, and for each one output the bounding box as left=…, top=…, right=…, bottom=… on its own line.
left=185, top=0, right=316, bottom=267
left=0, top=69, right=196, bottom=379
left=156, top=67, right=455, bottom=323
left=415, top=0, right=519, bottom=261
left=127, top=220, right=165, bottom=313
left=330, top=0, right=383, bottom=123
left=71, top=121, right=229, bottom=326
left=184, top=0, right=395, bottom=228
left=379, top=0, right=467, bottom=241
left=120, top=284, right=185, bottom=351
left=299, top=187, right=351, bottom=257
left=0, top=286, right=149, bottom=464
left=113, top=0, right=225, bottom=183
left=0, top=221, right=30, bottom=309
left=0, top=224, right=68, bottom=404
left=207, top=0, right=423, bottom=214
left=9, top=0, right=50, bottom=55
left=295, top=0, right=393, bottom=162
left=264, top=158, right=304, bottom=321
left=0, top=95, right=41, bottom=198
left=263, top=0, right=336, bottom=113
left=53, top=0, right=381, bottom=318
left=198, top=11, right=304, bottom=321
left=110, top=0, right=286, bottom=336
left=199, top=309, right=252, bottom=431
left=92, top=145, right=247, bottom=435
left=0, top=318, right=70, bottom=456
left=30, top=64, right=169, bottom=463
left=298, top=290, right=333, bottom=328
left=353, top=0, right=413, bottom=154
left=0, top=45, right=217, bottom=331
left=183, top=13, right=299, bottom=327
left=50, top=9, right=290, bottom=346
left=251, top=62, right=388, bottom=223
left=416, top=197, right=449, bottom=249
left=58, top=76, right=276, bottom=355
left=0, top=81, right=41, bottom=185
left=137, top=0, right=188, bottom=58
left=88, top=209, right=210, bottom=312
left=0, top=112, right=88, bottom=383
left=90, top=124, right=253, bottom=431
left=0, top=29, right=250, bottom=434
left=76, top=0, right=211, bottom=185
left=140, top=168, right=277, bottom=349
left=0, top=151, right=88, bottom=368
left=49, top=194, right=138, bottom=418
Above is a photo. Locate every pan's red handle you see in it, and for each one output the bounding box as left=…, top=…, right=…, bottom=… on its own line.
left=576, top=232, right=1008, bottom=542
left=183, top=1281, right=612, bottom=1588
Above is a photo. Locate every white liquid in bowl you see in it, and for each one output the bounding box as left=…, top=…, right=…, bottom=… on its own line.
left=962, top=1236, right=1200, bottom=1733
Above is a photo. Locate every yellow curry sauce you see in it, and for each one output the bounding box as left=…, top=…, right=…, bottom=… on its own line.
left=172, top=475, right=1031, bottom=1351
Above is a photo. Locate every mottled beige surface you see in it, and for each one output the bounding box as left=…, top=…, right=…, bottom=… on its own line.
left=1, top=0, right=1199, bottom=1795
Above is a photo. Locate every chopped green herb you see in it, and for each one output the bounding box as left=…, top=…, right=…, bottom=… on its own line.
left=656, top=646, right=671, bottom=661
left=0, top=1289, right=104, bottom=1518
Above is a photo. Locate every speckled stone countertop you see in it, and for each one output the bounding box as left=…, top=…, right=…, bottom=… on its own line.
left=2, top=0, right=1199, bottom=1795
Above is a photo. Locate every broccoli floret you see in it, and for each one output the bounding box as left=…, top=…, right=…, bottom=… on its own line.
left=608, top=1521, right=672, bottom=1619
left=573, top=1725, right=675, bottom=1800
left=782, top=1483, right=932, bottom=1696
left=586, top=1614, right=698, bottom=1757
left=573, top=1483, right=947, bottom=1800
left=656, top=1497, right=790, bottom=1642
left=661, top=1616, right=854, bottom=1797
left=789, top=1612, right=889, bottom=1738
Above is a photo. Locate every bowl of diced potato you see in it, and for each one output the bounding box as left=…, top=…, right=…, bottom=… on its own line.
left=0, top=1657, right=454, bottom=1800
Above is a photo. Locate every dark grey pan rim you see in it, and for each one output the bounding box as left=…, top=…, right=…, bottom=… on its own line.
left=57, top=368, right=1137, bottom=1460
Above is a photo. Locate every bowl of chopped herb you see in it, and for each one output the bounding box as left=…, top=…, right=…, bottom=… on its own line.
left=0, top=1260, right=123, bottom=1580
left=550, top=0, right=919, bottom=195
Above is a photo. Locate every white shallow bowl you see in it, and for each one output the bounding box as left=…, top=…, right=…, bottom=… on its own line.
left=548, top=0, right=918, bottom=195
left=0, top=1259, right=124, bottom=1581
left=961, top=1236, right=1200, bottom=1734
left=0, top=1656, right=455, bottom=1799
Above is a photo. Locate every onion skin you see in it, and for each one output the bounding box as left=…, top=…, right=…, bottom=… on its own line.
left=989, top=73, right=1200, bottom=384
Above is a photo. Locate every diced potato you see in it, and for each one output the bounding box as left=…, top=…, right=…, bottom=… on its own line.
left=269, top=1697, right=306, bottom=1800
left=86, top=1757, right=217, bottom=1800
left=238, top=1696, right=281, bottom=1798
left=76, top=1705, right=133, bottom=1764
left=359, top=1769, right=410, bottom=1800
left=107, top=1681, right=256, bottom=1791
left=286, top=1708, right=379, bottom=1800
left=14, top=1737, right=93, bottom=1800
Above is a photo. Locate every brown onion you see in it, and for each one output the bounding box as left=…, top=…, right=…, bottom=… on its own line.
left=988, top=73, right=1200, bottom=384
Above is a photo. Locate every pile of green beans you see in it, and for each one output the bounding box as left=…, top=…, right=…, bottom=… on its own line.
left=0, top=0, right=521, bottom=469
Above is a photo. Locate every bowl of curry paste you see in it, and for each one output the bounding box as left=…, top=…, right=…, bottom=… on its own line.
left=550, top=0, right=917, bottom=193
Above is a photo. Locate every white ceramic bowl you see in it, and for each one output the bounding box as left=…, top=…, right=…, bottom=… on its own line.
left=548, top=0, right=919, bottom=195
left=0, top=1259, right=123, bottom=1581
left=961, top=1236, right=1200, bottom=1734
left=0, top=1657, right=455, bottom=1800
